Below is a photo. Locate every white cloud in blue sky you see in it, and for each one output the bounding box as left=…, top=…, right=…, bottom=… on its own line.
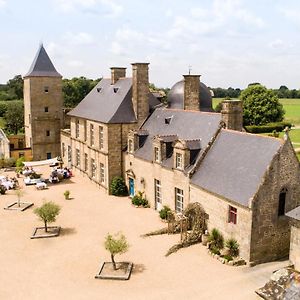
left=0, top=0, right=300, bottom=89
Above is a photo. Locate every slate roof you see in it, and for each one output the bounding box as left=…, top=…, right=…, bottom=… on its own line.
left=24, top=44, right=62, bottom=78
left=134, top=108, right=221, bottom=162
left=190, top=129, right=283, bottom=207
left=286, top=206, right=300, bottom=221
left=68, top=78, right=136, bottom=123
left=68, top=78, right=161, bottom=124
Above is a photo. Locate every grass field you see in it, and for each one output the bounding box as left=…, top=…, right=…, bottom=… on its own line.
left=213, top=98, right=300, bottom=126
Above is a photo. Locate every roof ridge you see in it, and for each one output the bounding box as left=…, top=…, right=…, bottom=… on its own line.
left=164, top=108, right=220, bottom=115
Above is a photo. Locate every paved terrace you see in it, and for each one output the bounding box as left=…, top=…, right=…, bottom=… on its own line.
left=0, top=167, right=289, bottom=300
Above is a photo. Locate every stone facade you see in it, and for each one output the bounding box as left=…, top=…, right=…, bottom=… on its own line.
left=289, top=222, right=300, bottom=271
left=24, top=76, right=63, bottom=160
left=249, top=139, right=300, bottom=264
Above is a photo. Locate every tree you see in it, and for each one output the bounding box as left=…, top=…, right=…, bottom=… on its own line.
left=240, top=84, right=285, bottom=126
left=34, top=202, right=61, bottom=232
left=4, top=101, right=24, bottom=134
left=104, top=232, right=129, bottom=270
left=7, top=75, right=23, bottom=99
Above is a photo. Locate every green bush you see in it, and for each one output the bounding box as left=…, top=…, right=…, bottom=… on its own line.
left=245, top=121, right=292, bottom=133
left=225, top=238, right=239, bottom=257
left=64, top=190, right=70, bottom=200
left=208, top=228, right=224, bottom=251
left=110, top=176, right=128, bottom=196
left=131, top=191, right=149, bottom=207
left=159, top=205, right=171, bottom=220
left=0, top=185, right=6, bottom=195
left=210, top=246, right=220, bottom=255
left=223, top=254, right=233, bottom=261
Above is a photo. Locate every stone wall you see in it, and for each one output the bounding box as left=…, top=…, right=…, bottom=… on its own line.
left=250, top=139, right=300, bottom=264
left=24, top=77, right=63, bottom=160
left=289, top=222, right=300, bottom=271
left=190, top=185, right=252, bottom=261
left=123, top=152, right=190, bottom=211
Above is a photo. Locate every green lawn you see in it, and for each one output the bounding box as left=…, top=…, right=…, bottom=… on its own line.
left=213, top=98, right=300, bottom=126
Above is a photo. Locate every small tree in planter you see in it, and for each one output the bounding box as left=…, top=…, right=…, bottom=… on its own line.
left=110, top=177, right=128, bottom=196
left=104, top=232, right=129, bottom=270
left=34, top=202, right=60, bottom=233
left=131, top=191, right=149, bottom=207
left=64, top=190, right=70, bottom=200
left=15, top=188, right=24, bottom=208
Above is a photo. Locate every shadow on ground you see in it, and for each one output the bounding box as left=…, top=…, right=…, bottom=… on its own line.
left=131, top=263, right=146, bottom=274
left=60, top=227, right=77, bottom=236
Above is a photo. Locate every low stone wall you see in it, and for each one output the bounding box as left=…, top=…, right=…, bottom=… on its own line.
left=290, top=223, right=300, bottom=271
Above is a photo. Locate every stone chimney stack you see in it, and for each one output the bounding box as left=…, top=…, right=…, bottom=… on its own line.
left=221, top=100, right=243, bottom=131
left=183, top=74, right=200, bottom=111
left=132, top=63, right=150, bottom=126
left=111, top=67, right=126, bottom=85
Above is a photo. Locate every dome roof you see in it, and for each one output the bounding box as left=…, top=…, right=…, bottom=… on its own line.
left=167, top=80, right=213, bottom=111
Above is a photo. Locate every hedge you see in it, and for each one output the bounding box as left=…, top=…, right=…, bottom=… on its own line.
left=245, top=121, right=292, bottom=133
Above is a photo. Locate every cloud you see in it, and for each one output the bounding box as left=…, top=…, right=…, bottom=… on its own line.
left=279, top=7, right=300, bottom=25
left=68, top=60, right=84, bottom=67
left=0, top=0, right=6, bottom=8
left=55, top=0, right=123, bottom=17
left=63, top=32, right=94, bottom=45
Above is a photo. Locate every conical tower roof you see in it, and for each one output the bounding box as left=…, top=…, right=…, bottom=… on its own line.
left=24, top=44, right=62, bottom=78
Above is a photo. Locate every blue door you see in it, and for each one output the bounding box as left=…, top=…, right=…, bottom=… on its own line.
left=129, top=178, right=134, bottom=197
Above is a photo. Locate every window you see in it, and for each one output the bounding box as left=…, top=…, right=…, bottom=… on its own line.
left=90, top=124, right=94, bottom=146
left=18, top=152, right=25, bottom=158
left=44, top=86, right=49, bottom=93
left=91, top=158, right=96, bottom=178
left=76, top=149, right=80, bottom=167
left=100, top=163, right=105, bottom=183
left=154, top=147, right=160, bottom=162
left=84, top=121, right=87, bottom=141
left=62, top=143, right=65, bottom=157
left=18, top=139, right=23, bottom=149
left=46, top=130, right=50, bottom=136
left=97, top=87, right=102, bottom=93
left=29, top=114, right=31, bottom=124
left=278, top=188, right=287, bottom=216
left=67, top=146, right=71, bottom=162
left=154, top=179, right=162, bottom=205
left=175, top=153, right=183, bottom=169
left=99, top=126, right=104, bottom=149
left=113, top=87, right=119, bottom=93
left=84, top=153, right=88, bottom=172
left=44, top=107, right=49, bottom=112
left=75, top=119, right=80, bottom=138
left=228, top=206, right=237, bottom=224
left=175, top=188, right=184, bottom=213
left=47, top=152, right=52, bottom=159
left=128, top=139, right=133, bottom=153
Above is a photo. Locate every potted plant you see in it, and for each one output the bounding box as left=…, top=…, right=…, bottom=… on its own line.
left=64, top=190, right=70, bottom=200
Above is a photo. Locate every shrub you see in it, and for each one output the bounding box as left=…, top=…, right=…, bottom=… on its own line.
left=225, top=238, right=239, bottom=257
left=245, top=121, right=292, bottom=133
left=159, top=205, right=171, bottom=220
left=0, top=185, right=6, bottom=195
left=223, top=254, right=233, bottom=261
left=64, top=190, right=70, bottom=200
left=110, top=176, right=128, bottom=196
left=210, top=246, right=220, bottom=255
left=3, top=157, right=16, bottom=168
left=131, top=191, right=149, bottom=207
left=208, top=228, right=224, bottom=251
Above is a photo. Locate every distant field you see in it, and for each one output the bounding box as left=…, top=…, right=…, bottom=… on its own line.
left=213, top=98, right=300, bottom=126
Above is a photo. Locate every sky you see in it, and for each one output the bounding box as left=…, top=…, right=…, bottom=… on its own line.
left=0, top=0, right=300, bottom=89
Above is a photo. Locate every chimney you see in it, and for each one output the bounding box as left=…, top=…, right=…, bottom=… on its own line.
left=111, top=67, right=126, bottom=85
left=183, top=74, right=200, bottom=111
left=221, top=100, right=243, bottom=131
left=132, top=63, right=149, bottom=126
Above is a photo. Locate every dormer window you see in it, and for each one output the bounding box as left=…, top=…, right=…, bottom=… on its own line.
left=154, top=147, right=160, bottom=162
left=113, top=87, right=119, bottom=93
left=175, top=153, right=183, bottom=169
left=97, top=87, right=102, bottom=93
left=165, top=116, right=173, bottom=124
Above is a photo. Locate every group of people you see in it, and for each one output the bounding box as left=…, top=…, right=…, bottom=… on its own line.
left=49, top=167, right=72, bottom=183
left=0, top=175, right=19, bottom=190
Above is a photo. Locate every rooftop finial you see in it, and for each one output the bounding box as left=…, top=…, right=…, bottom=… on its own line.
left=188, top=65, right=192, bottom=75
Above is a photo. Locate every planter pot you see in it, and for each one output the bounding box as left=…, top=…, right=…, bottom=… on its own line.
left=202, top=234, right=209, bottom=246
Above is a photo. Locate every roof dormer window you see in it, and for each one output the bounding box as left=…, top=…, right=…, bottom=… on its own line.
left=96, top=87, right=102, bottom=93
left=165, top=116, right=173, bottom=124
left=175, top=153, right=183, bottom=169
left=113, top=87, right=119, bottom=93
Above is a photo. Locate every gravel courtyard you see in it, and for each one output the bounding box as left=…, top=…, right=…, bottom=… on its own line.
left=0, top=167, right=289, bottom=300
